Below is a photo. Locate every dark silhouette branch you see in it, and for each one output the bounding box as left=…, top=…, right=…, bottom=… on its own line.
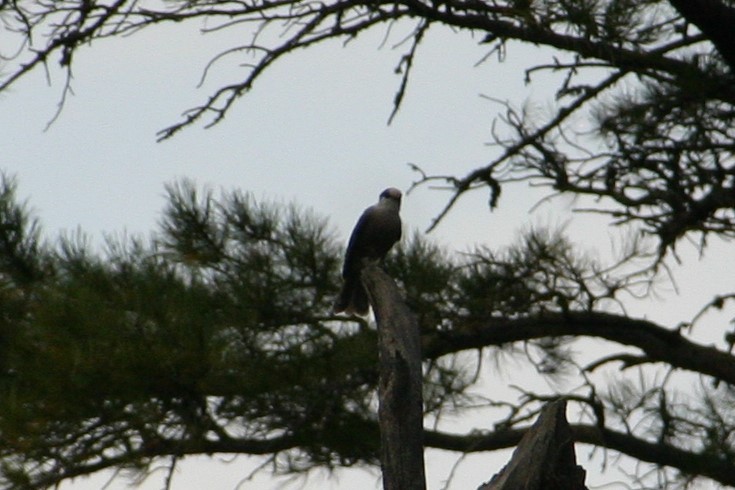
left=424, top=421, right=735, bottom=487
left=3, top=0, right=732, bottom=139
left=34, top=413, right=735, bottom=489
left=667, top=0, right=735, bottom=71
left=26, top=433, right=300, bottom=489
left=423, top=311, right=735, bottom=385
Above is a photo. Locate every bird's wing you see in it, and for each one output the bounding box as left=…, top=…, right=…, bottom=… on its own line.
left=342, top=205, right=376, bottom=278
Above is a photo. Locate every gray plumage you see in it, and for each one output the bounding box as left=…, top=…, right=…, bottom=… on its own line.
left=334, top=187, right=402, bottom=315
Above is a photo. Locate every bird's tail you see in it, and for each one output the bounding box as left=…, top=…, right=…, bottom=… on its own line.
left=333, top=275, right=369, bottom=316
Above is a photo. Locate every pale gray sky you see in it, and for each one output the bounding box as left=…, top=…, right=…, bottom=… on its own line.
left=2, top=16, right=729, bottom=490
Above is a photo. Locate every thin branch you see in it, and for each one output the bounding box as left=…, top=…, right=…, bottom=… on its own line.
left=163, top=455, right=178, bottom=490
left=417, top=69, right=627, bottom=232
left=387, top=19, right=429, bottom=125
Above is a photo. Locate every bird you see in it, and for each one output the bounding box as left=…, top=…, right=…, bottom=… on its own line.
left=334, top=187, right=403, bottom=315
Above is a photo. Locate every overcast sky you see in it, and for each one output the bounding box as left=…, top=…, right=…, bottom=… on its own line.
left=2, top=15, right=730, bottom=490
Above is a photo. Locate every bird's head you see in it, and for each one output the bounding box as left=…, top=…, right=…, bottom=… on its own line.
left=379, top=187, right=402, bottom=204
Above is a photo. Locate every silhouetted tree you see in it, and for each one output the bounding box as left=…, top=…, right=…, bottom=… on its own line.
left=1, top=1, right=735, bottom=489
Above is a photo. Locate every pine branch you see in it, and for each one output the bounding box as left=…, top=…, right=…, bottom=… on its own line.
left=423, top=311, right=735, bottom=385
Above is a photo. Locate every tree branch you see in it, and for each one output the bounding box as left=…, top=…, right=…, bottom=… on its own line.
left=27, top=433, right=300, bottom=489
left=424, top=422, right=735, bottom=487
left=667, top=0, right=735, bottom=71
left=423, top=311, right=735, bottom=385
left=402, top=0, right=727, bottom=94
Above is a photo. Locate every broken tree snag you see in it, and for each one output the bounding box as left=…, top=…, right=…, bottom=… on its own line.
left=361, top=264, right=426, bottom=490
left=478, top=399, right=588, bottom=490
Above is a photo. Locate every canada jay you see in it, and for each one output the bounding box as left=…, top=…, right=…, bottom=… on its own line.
left=334, top=188, right=402, bottom=315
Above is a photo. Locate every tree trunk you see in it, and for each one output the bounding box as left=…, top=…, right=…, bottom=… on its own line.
left=478, top=399, right=588, bottom=490
left=362, top=264, right=426, bottom=490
